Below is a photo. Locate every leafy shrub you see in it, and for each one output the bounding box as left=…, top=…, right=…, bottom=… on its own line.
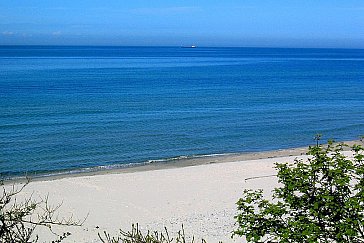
left=233, top=140, right=364, bottom=242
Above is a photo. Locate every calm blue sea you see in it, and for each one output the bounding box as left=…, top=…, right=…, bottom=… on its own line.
left=1, top=46, right=363, bottom=177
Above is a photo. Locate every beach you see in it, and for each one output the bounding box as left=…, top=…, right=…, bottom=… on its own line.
left=9, top=143, right=358, bottom=242
left=1, top=45, right=363, bottom=242
left=2, top=3, right=364, bottom=243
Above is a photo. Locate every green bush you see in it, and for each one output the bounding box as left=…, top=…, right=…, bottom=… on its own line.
left=233, top=140, right=364, bottom=242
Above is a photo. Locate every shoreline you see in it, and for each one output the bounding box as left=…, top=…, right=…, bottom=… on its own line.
left=6, top=139, right=361, bottom=184
left=5, top=139, right=362, bottom=242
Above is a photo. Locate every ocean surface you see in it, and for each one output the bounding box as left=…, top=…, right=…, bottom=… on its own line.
left=1, top=46, right=364, bottom=177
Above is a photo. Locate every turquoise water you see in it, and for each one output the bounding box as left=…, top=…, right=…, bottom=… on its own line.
left=1, top=46, right=363, bottom=177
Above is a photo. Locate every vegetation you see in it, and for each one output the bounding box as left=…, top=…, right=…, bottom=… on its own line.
left=233, top=138, right=364, bottom=242
left=0, top=180, right=83, bottom=242
left=99, top=224, right=208, bottom=243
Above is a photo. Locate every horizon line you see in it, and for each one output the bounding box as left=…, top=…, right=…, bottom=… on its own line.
left=0, top=44, right=363, bottom=50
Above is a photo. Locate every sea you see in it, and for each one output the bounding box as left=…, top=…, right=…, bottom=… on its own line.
left=1, top=46, right=363, bottom=177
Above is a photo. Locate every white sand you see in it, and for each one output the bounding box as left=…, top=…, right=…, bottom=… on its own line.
left=10, top=150, right=354, bottom=242
left=10, top=156, right=293, bottom=242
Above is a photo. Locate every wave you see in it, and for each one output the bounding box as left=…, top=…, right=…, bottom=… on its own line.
left=3, top=152, right=238, bottom=181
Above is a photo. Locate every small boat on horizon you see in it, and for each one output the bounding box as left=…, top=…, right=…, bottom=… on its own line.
left=181, top=45, right=197, bottom=48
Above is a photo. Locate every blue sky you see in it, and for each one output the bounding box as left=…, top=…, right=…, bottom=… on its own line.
left=1, top=0, right=363, bottom=48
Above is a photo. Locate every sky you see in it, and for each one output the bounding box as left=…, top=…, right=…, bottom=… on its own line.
left=0, top=0, right=364, bottom=48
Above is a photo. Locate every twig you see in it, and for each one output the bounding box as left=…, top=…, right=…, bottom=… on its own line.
left=244, top=174, right=277, bottom=182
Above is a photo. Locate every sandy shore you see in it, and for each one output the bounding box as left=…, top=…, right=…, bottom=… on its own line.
left=7, top=141, right=360, bottom=242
